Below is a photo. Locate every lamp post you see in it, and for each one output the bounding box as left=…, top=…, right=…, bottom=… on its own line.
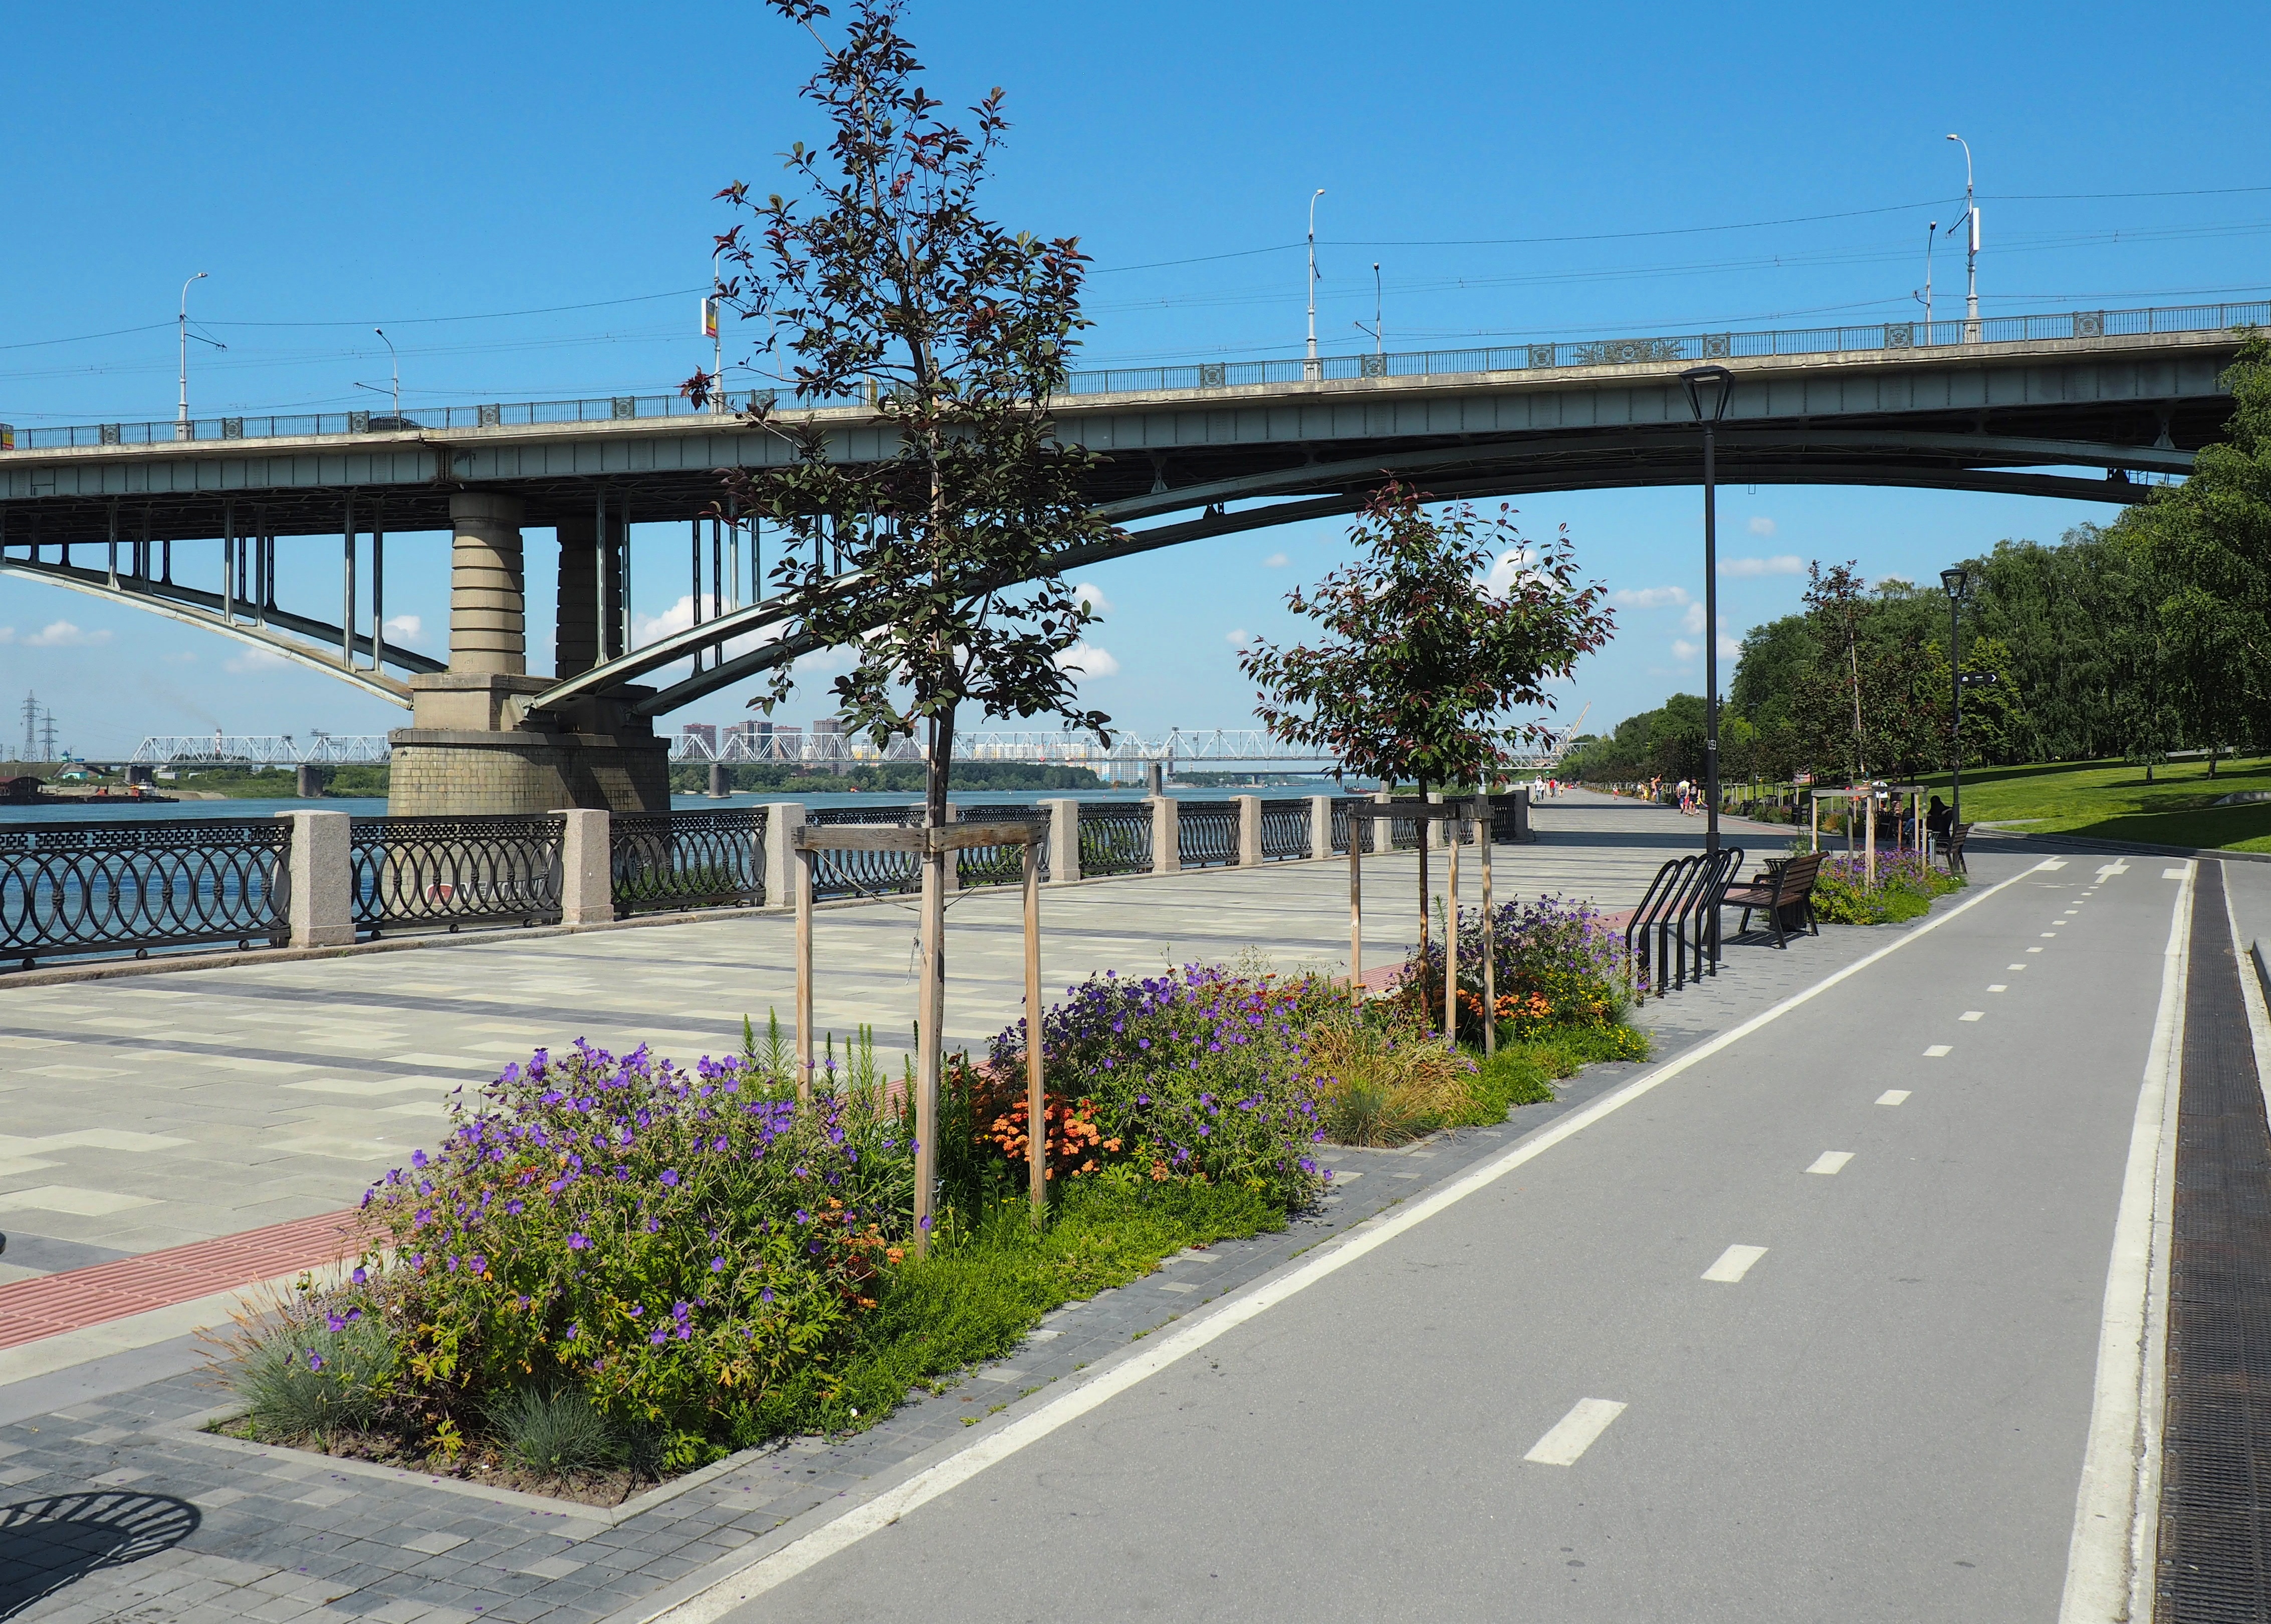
left=177, top=272, right=208, bottom=440
left=1946, top=134, right=1979, bottom=342
left=1918, top=218, right=1937, bottom=338
left=1353, top=261, right=1383, bottom=355
left=1680, top=363, right=1734, bottom=857
left=1941, top=566, right=1969, bottom=829
left=1304, top=188, right=1325, bottom=381
left=372, top=328, right=400, bottom=423
left=705, top=243, right=726, bottom=412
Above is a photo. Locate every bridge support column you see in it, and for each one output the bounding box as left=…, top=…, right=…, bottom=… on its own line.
left=388, top=494, right=668, bottom=814
left=554, top=514, right=600, bottom=677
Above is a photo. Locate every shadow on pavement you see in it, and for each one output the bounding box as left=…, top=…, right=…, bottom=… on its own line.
left=0, top=1491, right=199, bottom=1618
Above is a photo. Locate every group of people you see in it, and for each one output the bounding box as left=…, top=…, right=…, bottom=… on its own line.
left=1646, top=776, right=1704, bottom=816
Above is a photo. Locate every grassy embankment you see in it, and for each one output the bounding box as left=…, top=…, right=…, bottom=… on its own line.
left=1915, top=754, right=2271, bottom=853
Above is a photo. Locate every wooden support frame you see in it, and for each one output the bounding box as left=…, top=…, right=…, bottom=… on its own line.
left=792, top=819, right=1048, bottom=1253
left=1347, top=797, right=1490, bottom=1051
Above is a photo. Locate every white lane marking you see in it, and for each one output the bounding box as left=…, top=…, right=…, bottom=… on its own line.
left=2041, top=859, right=2070, bottom=869
left=2011, top=964, right=2029, bottom=971
left=2058, top=860, right=2189, bottom=1624
left=2028, top=947, right=2044, bottom=954
left=2043, top=932, right=2060, bottom=938
left=2227, top=875, right=2271, bottom=1203
left=1806, top=1151, right=1855, bottom=1175
left=1876, top=1089, right=1910, bottom=1106
left=2095, top=859, right=2128, bottom=879
left=1989, top=984, right=2008, bottom=992
left=1960, top=1011, right=1984, bottom=1021
left=1525, top=1399, right=1628, bottom=1465
left=1702, top=1244, right=1768, bottom=1283
left=2162, top=867, right=2187, bottom=880
left=636, top=860, right=2056, bottom=1624
left=1924, top=1044, right=1953, bottom=1057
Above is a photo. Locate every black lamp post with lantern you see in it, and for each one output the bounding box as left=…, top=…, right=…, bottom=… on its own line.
left=1680, top=363, right=1734, bottom=856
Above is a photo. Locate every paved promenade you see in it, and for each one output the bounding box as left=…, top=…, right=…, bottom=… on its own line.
left=0, top=793, right=1771, bottom=1281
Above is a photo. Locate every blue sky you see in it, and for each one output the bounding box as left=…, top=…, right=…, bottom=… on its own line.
left=2, top=0, right=2263, bottom=758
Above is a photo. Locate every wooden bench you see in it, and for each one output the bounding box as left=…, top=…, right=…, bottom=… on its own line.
left=1931, top=821, right=1972, bottom=874
left=1723, top=851, right=1824, bottom=948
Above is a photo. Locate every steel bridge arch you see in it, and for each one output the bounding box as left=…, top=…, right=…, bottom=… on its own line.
left=528, top=428, right=2183, bottom=721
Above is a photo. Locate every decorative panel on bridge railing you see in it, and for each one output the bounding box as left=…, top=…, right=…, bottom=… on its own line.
left=1389, top=813, right=1423, bottom=850
left=953, top=805, right=1050, bottom=889
left=1329, top=798, right=1377, bottom=855
left=1176, top=801, right=1239, bottom=869
left=805, top=805, right=923, bottom=900
left=610, top=809, right=767, bottom=916
left=0, top=818, right=290, bottom=967
left=350, top=815, right=566, bottom=935
left=1259, top=799, right=1310, bottom=861
left=1078, top=802, right=1152, bottom=876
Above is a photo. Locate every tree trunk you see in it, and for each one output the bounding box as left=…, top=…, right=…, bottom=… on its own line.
left=1408, top=781, right=1426, bottom=972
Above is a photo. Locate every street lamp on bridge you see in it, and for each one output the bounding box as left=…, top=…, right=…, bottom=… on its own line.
left=1680, top=363, right=1734, bottom=857
left=1304, top=189, right=1325, bottom=381
left=373, top=329, right=400, bottom=424
left=1946, top=134, right=1980, bottom=342
left=176, top=272, right=223, bottom=441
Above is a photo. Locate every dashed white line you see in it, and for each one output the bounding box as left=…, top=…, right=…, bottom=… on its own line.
left=1960, top=1011, right=1984, bottom=1022
left=1924, top=1044, right=1953, bottom=1057
left=1702, top=1244, right=1768, bottom=1283
left=1988, top=984, right=2008, bottom=992
left=1525, top=1399, right=1628, bottom=1465
left=2027, top=947, right=2043, bottom=954
left=1806, top=1151, right=1856, bottom=1175
left=2042, top=932, right=2060, bottom=938
left=2163, top=868, right=2188, bottom=880
left=1877, top=1089, right=1911, bottom=1106
left=2010, top=963, right=2028, bottom=971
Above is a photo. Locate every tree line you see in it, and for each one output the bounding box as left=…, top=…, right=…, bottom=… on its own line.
left=1567, top=334, right=2271, bottom=787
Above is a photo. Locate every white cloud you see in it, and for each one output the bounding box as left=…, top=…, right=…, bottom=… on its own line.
left=5, top=620, right=112, bottom=648
left=1225, top=628, right=1251, bottom=647
left=1482, top=548, right=1539, bottom=598
left=1671, top=639, right=1701, bottom=662
left=1072, top=582, right=1112, bottom=619
left=1610, top=585, right=1691, bottom=610
left=1681, top=601, right=1706, bottom=634
left=1053, top=640, right=1119, bottom=678
left=1719, top=555, right=1805, bottom=578
left=1747, top=516, right=1777, bottom=537
left=223, top=647, right=289, bottom=673
left=1263, top=552, right=1290, bottom=568
left=382, top=613, right=421, bottom=639
left=1719, top=633, right=1741, bottom=658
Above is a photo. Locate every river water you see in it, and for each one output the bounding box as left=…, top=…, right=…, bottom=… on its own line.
left=0, top=781, right=1351, bottom=826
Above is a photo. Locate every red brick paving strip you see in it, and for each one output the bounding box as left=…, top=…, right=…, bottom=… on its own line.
left=0, top=1208, right=367, bottom=1350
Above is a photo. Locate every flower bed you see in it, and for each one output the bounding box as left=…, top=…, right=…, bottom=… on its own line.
left=1808, top=847, right=1966, bottom=924
left=1390, top=896, right=1643, bottom=1048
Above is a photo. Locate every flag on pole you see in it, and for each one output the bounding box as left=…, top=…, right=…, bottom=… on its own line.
left=701, top=297, right=719, bottom=340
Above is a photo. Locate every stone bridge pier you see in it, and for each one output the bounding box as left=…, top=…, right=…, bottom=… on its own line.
left=386, top=492, right=669, bottom=814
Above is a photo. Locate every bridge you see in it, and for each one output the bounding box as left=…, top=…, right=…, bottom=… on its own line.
left=121, top=718, right=1588, bottom=774
left=3, top=297, right=2255, bottom=812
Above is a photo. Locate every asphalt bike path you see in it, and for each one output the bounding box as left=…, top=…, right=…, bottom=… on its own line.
left=685, top=850, right=2181, bottom=1623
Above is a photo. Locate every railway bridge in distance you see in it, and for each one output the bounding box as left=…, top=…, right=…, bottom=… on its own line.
left=1, top=298, right=2253, bottom=813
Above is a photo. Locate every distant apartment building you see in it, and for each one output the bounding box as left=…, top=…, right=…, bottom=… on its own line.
left=680, top=723, right=718, bottom=753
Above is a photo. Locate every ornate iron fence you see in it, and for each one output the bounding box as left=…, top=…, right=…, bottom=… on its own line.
left=954, top=805, right=1050, bottom=888
left=350, top=815, right=566, bottom=935
left=0, top=818, right=289, bottom=966
left=804, top=804, right=922, bottom=900
left=1329, top=797, right=1378, bottom=855
left=1177, top=801, right=1239, bottom=869
left=610, top=808, right=767, bottom=916
left=1079, top=802, right=1152, bottom=876
left=1258, top=799, right=1310, bottom=861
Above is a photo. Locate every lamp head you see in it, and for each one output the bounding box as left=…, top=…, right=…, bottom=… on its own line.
left=1679, top=363, right=1734, bottom=423
left=1940, top=566, right=1969, bottom=598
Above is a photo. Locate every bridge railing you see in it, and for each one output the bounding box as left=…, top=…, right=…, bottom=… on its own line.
left=11, top=299, right=2264, bottom=452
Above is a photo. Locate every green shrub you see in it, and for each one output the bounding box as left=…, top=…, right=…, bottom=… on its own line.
left=1807, top=848, right=1964, bottom=925
left=234, top=1310, right=396, bottom=1445
left=486, top=1387, right=631, bottom=1479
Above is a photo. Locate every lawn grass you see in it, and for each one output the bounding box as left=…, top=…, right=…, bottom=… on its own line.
left=1462, top=1024, right=1651, bottom=1124
left=1908, top=754, right=2271, bottom=853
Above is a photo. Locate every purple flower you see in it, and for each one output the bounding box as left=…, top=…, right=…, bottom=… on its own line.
left=760, top=1287, right=774, bottom=1303
left=305, top=1351, right=326, bottom=1371
left=710, top=1257, right=727, bottom=1272
left=660, top=1169, right=680, bottom=1188
left=567, top=1232, right=591, bottom=1250
left=350, top=1266, right=367, bottom=1285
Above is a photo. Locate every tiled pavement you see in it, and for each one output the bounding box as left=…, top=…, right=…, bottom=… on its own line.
left=0, top=796, right=2022, bottom=1621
